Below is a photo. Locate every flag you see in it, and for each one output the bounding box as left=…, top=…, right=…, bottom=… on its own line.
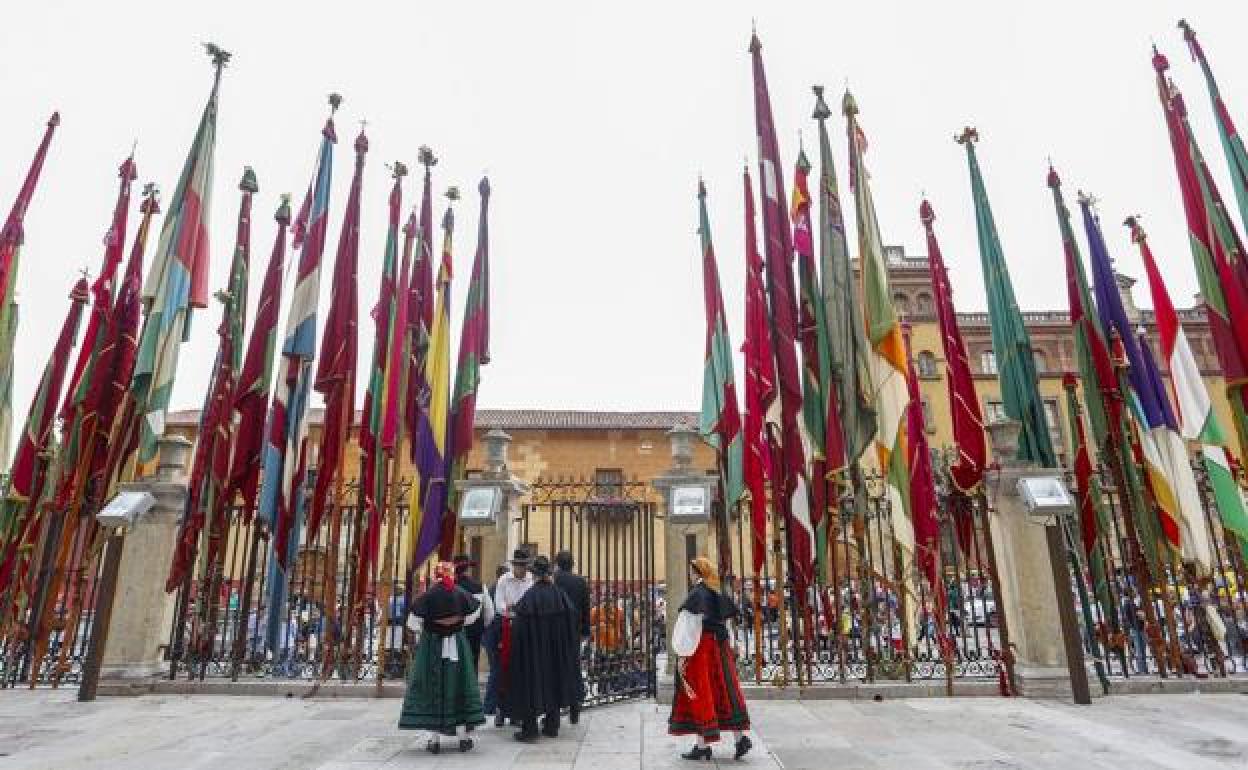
left=1130, top=216, right=1248, bottom=561
left=920, top=199, right=984, bottom=493
left=256, top=101, right=339, bottom=649
left=1061, top=373, right=1113, bottom=616
left=904, top=331, right=941, bottom=606
left=957, top=128, right=1055, bottom=468
left=845, top=91, right=912, bottom=554
left=1153, top=50, right=1248, bottom=452
left=0, top=112, right=60, bottom=466
left=225, top=194, right=291, bottom=515
left=408, top=191, right=455, bottom=571
left=1081, top=196, right=1205, bottom=564
left=1181, top=20, right=1248, bottom=237
left=167, top=168, right=256, bottom=592
left=0, top=280, right=88, bottom=594
left=131, top=46, right=229, bottom=479
left=446, top=177, right=492, bottom=552
left=741, top=167, right=775, bottom=576
left=749, top=32, right=813, bottom=588
left=406, top=149, right=437, bottom=464
left=357, top=162, right=407, bottom=597
left=697, top=179, right=745, bottom=511
left=813, top=86, right=874, bottom=469
left=308, top=131, right=366, bottom=540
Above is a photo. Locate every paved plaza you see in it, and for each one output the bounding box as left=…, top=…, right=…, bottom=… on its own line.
left=3, top=690, right=1248, bottom=769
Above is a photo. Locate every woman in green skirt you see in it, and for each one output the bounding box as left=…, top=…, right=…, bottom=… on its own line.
left=398, top=561, right=486, bottom=753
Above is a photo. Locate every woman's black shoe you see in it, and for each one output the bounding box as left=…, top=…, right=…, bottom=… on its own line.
left=494, top=714, right=505, bottom=728
left=734, top=735, right=753, bottom=760
left=681, top=745, right=712, bottom=761
left=459, top=738, right=474, bottom=753
left=514, top=730, right=540, bottom=744
left=425, top=739, right=441, bottom=754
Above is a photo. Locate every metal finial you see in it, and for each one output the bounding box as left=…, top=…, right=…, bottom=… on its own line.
left=954, top=126, right=978, bottom=145
left=1077, top=190, right=1098, bottom=210
left=390, top=160, right=409, bottom=179
left=328, top=93, right=343, bottom=113
left=418, top=145, right=437, bottom=169
left=204, top=42, right=232, bottom=70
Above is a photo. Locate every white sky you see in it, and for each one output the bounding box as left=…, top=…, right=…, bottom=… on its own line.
left=1, top=1, right=1246, bottom=419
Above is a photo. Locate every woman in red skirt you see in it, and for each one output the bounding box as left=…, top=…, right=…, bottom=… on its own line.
left=668, top=557, right=752, bottom=761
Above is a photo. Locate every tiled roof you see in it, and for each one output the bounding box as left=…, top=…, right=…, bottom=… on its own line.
left=166, top=407, right=699, bottom=431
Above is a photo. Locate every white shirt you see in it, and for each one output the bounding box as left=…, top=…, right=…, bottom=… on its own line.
left=494, top=572, right=534, bottom=618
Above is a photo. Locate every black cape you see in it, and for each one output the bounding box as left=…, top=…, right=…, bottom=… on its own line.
left=680, top=583, right=738, bottom=641
left=503, top=579, right=581, bottom=719
left=411, top=583, right=480, bottom=636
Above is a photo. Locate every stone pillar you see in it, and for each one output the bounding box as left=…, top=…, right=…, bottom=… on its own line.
left=984, top=420, right=1082, bottom=698
left=652, top=426, right=717, bottom=695
left=98, top=435, right=192, bottom=693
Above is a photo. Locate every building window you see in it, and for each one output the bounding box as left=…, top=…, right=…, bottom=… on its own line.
left=920, top=396, right=936, bottom=434
left=594, top=468, right=624, bottom=499
left=1043, top=399, right=1065, bottom=456
left=981, top=349, right=998, bottom=375
left=916, top=350, right=939, bottom=379
left=893, top=292, right=912, bottom=317
left=1032, top=350, right=1048, bottom=373
left=915, top=292, right=933, bottom=316
left=984, top=399, right=1007, bottom=424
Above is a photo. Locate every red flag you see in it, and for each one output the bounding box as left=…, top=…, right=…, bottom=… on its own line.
left=0, top=113, right=60, bottom=328
left=749, top=32, right=813, bottom=588
left=742, top=167, right=775, bottom=575
left=406, top=151, right=436, bottom=464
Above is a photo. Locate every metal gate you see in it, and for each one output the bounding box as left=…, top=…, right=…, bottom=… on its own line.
left=519, top=477, right=659, bottom=708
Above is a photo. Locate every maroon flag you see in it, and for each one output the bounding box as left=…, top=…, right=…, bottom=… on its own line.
left=904, top=329, right=940, bottom=597
left=742, top=167, right=775, bottom=575
left=749, top=32, right=813, bottom=588
left=406, top=149, right=436, bottom=463
left=225, top=197, right=291, bottom=515
left=0, top=113, right=61, bottom=333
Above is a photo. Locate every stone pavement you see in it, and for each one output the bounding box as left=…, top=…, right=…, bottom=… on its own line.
left=3, top=690, right=1248, bottom=769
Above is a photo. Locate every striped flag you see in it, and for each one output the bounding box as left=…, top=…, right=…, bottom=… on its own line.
left=957, top=128, right=1055, bottom=468
left=1130, top=217, right=1248, bottom=561
left=845, top=91, right=912, bottom=554
left=408, top=191, right=455, bottom=571
left=0, top=113, right=60, bottom=467
left=445, top=177, right=492, bottom=555
left=741, top=167, right=774, bottom=575
left=256, top=104, right=339, bottom=649
left=167, top=168, right=256, bottom=592
left=1082, top=196, right=1207, bottom=566
left=749, top=32, right=813, bottom=588
left=920, top=199, right=984, bottom=493
left=225, top=195, right=291, bottom=516
left=131, top=46, right=229, bottom=478
left=1181, top=20, right=1248, bottom=237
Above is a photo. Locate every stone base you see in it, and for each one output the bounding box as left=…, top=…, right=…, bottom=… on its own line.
left=1014, top=664, right=1074, bottom=699
left=656, top=667, right=1002, bottom=703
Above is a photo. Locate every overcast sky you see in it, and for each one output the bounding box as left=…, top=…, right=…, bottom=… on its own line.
left=2, top=1, right=1246, bottom=421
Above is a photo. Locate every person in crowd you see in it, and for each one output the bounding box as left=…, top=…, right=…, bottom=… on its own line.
left=1121, top=588, right=1149, bottom=675
left=481, top=563, right=510, bottom=719
left=492, top=549, right=535, bottom=727
left=553, top=550, right=590, bottom=723
left=398, top=562, right=485, bottom=754
left=504, top=555, right=581, bottom=743
left=453, top=554, right=494, bottom=672
left=668, top=557, right=752, bottom=762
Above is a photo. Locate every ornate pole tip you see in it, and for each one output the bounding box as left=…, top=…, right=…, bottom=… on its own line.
left=328, top=93, right=343, bottom=112
left=276, top=193, right=292, bottom=224
left=1076, top=190, right=1097, bottom=209
left=240, top=166, right=259, bottom=193
left=1045, top=164, right=1061, bottom=189
left=354, top=130, right=369, bottom=154
left=48, top=112, right=61, bottom=128
left=697, top=177, right=707, bottom=199
left=812, top=85, right=831, bottom=120
left=478, top=176, right=490, bottom=198
left=1124, top=215, right=1146, bottom=242
left=1178, top=19, right=1194, bottom=39
left=748, top=30, right=761, bottom=54
left=203, top=43, right=232, bottom=68
left=418, top=145, right=437, bottom=169
left=841, top=90, right=858, bottom=117
left=445, top=186, right=461, bottom=202
left=1152, top=46, right=1170, bottom=73
left=954, top=126, right=978, bottom=145
left=391, top=161, right=409, bottom=179
left=919, top=198, right=935, bottom=225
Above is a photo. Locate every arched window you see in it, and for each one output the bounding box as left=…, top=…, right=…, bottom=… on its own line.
left=916, top=350, right=938, bottom=379
left=920, top=396, right=936, bottom=433
left=893, top=292, right=912, bottom=317
left=915, top=292, right=934, bottom=316
left=981, top=349, right=998, bottom=375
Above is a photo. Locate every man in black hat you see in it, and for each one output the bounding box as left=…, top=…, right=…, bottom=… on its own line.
left=491, top=548, right=534, bottom=728
left=505, top=555, right=580, bottom=742
left=453, top=554, right=493, bottom=672
left=553, top=550, right=590, bottom=724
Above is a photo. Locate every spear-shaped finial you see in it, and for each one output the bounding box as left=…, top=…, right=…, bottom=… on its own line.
left=276, top=193, right=292, bottom=225
left=479, top=176, right=490, bottom=200
left=954, top=126, right=978, bottom=145
left=328, top=93, right=343, bottom=113
left=1178, top=18, right=1195, bottom=42
left=812, top=85, right=831, bottom=121
left=141, top=183, right=161, bottom=215
left=239, top=166, right=259, bottom=194
left=204, top=42, right=231, bottom=85
left=1124, top=214, right=1146, bottom=243
left=1045, top=160, right=1061, bottom=190
left=749, top=20, right=760, bottom=52
left=697, top=176, right=707, bottom=199
left=841, top=89, right=858, bottom=118
left=1152, top=44, right=1170, bottom=74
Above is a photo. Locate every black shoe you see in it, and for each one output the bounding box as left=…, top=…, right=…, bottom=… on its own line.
left=459, top=738, right=474, bottom=753
left=541, top=723, right=559, bottom=738
left=734, top=735, right=753, bottom=760
left=681, top=745, right=712, bottom=761
left=569, top=706, right=580, bottom=725
left=494, top=714, right=504, bottom=728
left=514, top=730, right=540, bottom=744
left=466, top=724, right=476, bottom=733
left=425, top=739, right=441, bottom=755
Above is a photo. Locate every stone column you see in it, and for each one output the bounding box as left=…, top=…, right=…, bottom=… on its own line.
left=984, top=420, right=1085, bottom=699
left=652, top=426, right=717, bottom=698
left=98, top=435, right=192, bottom=693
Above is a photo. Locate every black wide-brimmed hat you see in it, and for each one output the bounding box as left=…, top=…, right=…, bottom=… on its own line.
left=509, top=548, right=532, bottom=565
left=531, top=555, right=552, bottom=577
